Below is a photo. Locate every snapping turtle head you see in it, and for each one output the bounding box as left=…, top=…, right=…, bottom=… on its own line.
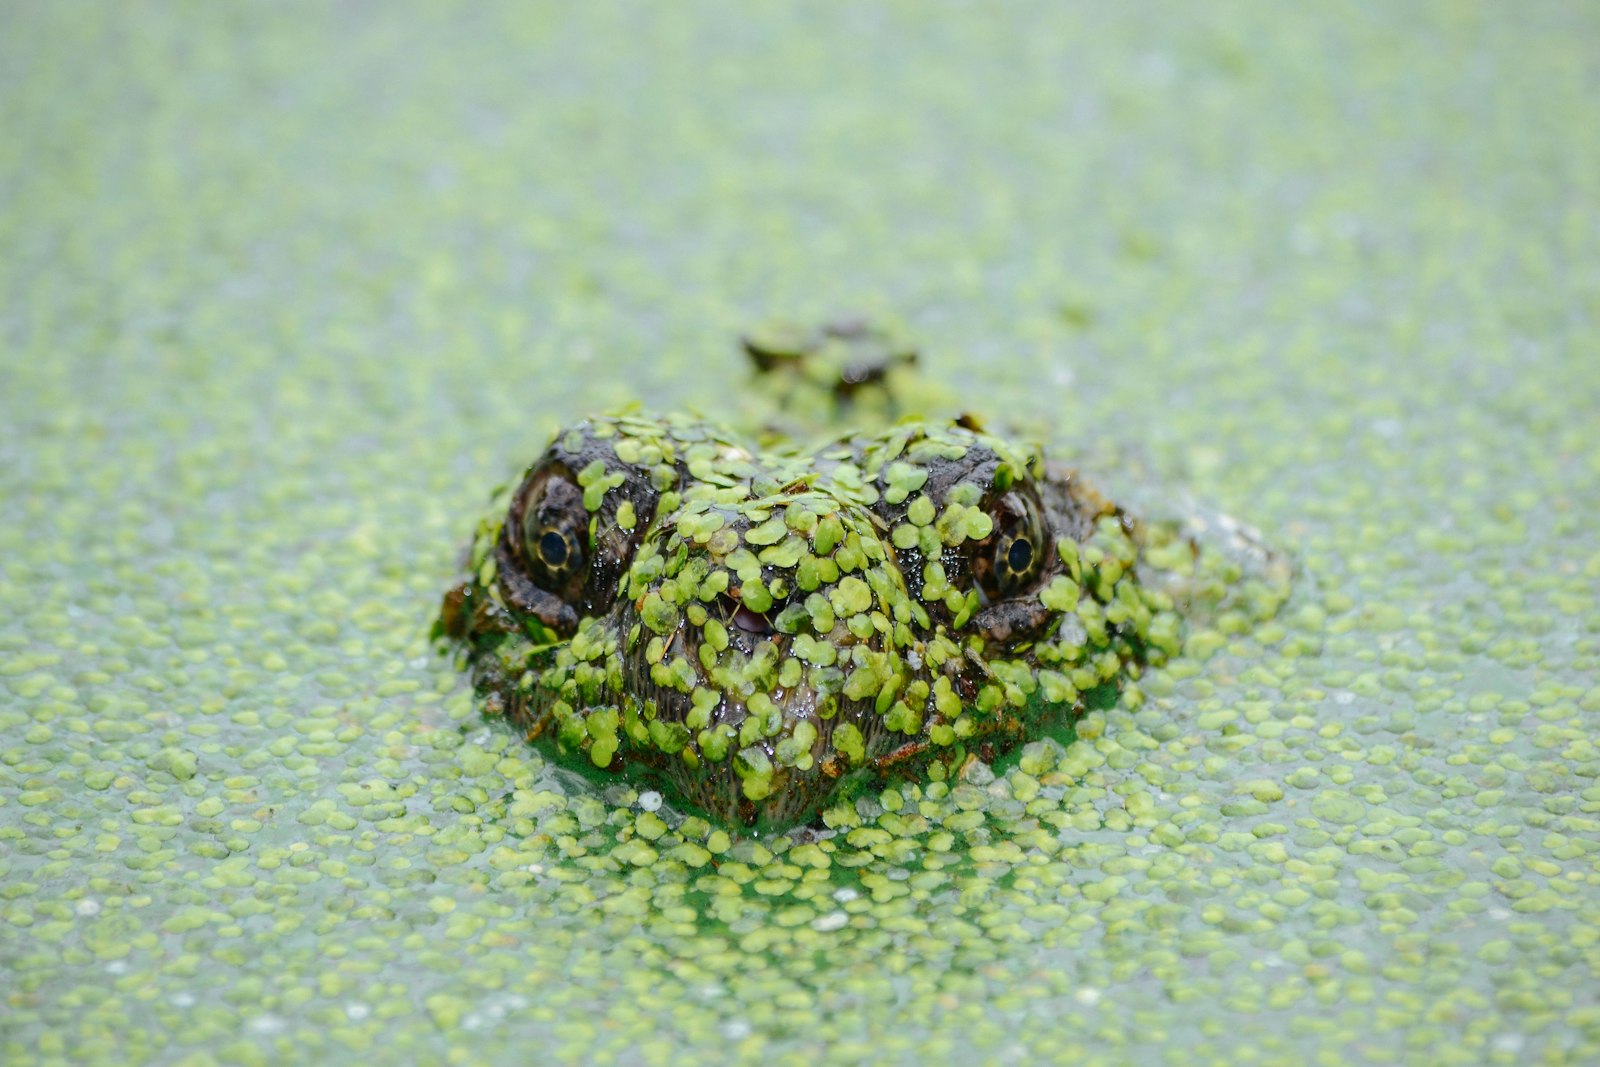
left=440, top=411, right=1202, bottom=830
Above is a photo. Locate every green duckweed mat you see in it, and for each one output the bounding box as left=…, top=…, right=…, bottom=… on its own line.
left=3, top=4, right=1598, bottom=1065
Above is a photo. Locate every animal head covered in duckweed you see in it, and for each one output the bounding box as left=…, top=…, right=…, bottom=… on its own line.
left=439, top=403, right=1291, bottom=831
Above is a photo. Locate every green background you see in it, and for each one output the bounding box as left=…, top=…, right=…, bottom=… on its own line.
left=3, top=4, right=1597, bottom=1065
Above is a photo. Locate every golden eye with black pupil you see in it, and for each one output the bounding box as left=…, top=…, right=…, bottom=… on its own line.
left=974, top=492, right=1047, bottom=601
left=522, top=515, right=586, bottom=583
left=537, top=529, right=577, bottom=570
left=989, top=527, right=1040, bottom=596
left=518, top=475, right=589, bottom=596
left=1006, top=536, right=1033, bottom=575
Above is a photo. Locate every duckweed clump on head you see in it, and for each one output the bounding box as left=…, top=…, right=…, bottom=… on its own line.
left=438, top=401, right=1289, bottom=829
left=737, top=318, right=947, bottom=441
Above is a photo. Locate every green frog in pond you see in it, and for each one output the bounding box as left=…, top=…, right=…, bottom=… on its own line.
left=437, top=321, right=1288, bottom=831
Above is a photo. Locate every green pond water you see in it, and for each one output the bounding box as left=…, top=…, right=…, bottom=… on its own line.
left=3, top=4, right=1597, bottom=1065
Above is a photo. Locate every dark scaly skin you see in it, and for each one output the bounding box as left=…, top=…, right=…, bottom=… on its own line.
left=437, top=323, right=1289, bottom=831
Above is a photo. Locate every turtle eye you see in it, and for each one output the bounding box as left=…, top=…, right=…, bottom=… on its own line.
left=992, top=526, right=1041, bottom=595
left=519, top=474, right=589, bottom=596
left=974, top=492, right=1048, bottom=601
left=535, top=527, right=581, bottom=573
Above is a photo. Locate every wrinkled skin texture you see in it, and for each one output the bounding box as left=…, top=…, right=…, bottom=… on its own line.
left=439, top=325, right=1288, bottom=830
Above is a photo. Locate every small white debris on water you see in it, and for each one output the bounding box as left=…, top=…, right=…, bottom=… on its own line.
left=638, top=790, right=663, bottom=812
left=812, top=911, right=850, bottom=932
